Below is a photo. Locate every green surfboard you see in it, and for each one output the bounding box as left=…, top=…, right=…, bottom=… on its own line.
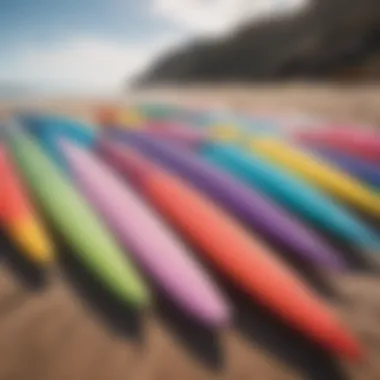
left=6, top=127, right=150, bottom=307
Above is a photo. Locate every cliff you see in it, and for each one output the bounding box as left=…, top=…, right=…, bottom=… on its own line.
left=137, top=0, right=380, bottom=86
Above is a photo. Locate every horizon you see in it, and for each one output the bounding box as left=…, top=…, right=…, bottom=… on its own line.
left=0, top=0, right=308, bottom=97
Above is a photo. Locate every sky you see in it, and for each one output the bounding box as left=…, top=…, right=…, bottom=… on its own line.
left=0, top=0, right=308, bottom=94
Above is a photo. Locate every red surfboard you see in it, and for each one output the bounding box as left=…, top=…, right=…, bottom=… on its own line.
left=99, top=140, right=362, bottom=361
left=0, top=144, right=53, bottom=264
left=296, top=128, right=380, bottom=164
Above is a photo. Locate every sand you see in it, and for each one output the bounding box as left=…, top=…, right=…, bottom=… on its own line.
left=0, top=83, right=380, bottom=380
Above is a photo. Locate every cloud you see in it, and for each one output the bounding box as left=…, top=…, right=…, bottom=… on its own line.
left=151, top=0, right=309, bottom=36
left=0, top=34, right=186, bottom=93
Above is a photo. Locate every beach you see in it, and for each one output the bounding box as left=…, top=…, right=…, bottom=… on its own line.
left=0, top=83, right=380, bottom=380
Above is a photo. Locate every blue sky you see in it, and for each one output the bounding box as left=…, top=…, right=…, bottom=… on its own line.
left=0, top=0, right=178, bottom=47
left=0, top=0, right=308, bottom=93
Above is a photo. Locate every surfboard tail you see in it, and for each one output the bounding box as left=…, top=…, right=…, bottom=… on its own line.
left=5, top=216, right=54, bottom=265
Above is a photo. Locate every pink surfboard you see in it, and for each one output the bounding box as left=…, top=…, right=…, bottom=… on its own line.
left=59, top=140, right=230, bottom=327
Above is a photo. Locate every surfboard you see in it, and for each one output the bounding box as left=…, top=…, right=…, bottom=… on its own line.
left=99, top=140, right=362, bottom=360
left=296, top=127, right=380, bottom=164
left=104, top=130, right=344, bottom=270
left=199, top=142, right=380, bottom=252
left=59, top=140, right=230, bottom=326
left=248, top=137, right=380, bottom=218
left=0, top=144, right=54, bottom=265
left=6, top=126, right=149, bottom=307
left=306, top=145, right=380, bottom=189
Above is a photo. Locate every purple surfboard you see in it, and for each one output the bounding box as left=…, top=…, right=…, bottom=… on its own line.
left=145, top=123, right=207, bottom=148
left=104, top=129, right=344, bottom=270
left=59, top=140, right=230, bottom=326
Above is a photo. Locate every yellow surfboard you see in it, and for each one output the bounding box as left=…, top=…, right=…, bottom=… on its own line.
left=209, top=124, right=242, bottom=143
left=116, top=108, right=145, bottom=129
left=108, top=111, right=380, bottom=218
left=97, top=106, right=145, bottom=130
left=248, top=137, right=380, bottom=217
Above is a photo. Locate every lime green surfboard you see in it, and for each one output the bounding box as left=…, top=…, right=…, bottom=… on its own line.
left=6, top=127, right=150, bottom=307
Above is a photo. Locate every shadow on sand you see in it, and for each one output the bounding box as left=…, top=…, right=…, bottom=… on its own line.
left=54, top=228, right=224, bottom=371
left=0, top=203, right=359, bottom=379
left=0, top=231, right=48, bottom=290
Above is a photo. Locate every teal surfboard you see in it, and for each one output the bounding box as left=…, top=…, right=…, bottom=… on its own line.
left=200, top=142, right=380, bottom=252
